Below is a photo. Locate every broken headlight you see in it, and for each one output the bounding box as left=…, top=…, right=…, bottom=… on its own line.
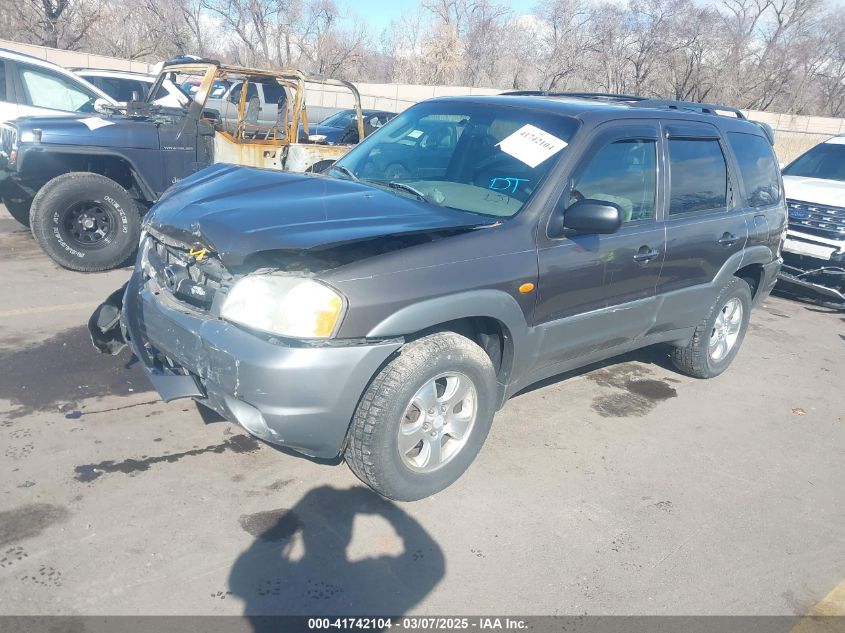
left=220, top=275, right=345, bottom=339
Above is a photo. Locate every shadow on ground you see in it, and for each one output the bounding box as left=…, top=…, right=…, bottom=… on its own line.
left=228, top=485, right=444, bottom=621
left=513, top=343, right=676, bottom=399
left=0, top=324, right=145, bottom=417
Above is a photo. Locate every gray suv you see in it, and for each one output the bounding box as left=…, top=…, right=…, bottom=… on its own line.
left=90, top=94, right=786, bottom=501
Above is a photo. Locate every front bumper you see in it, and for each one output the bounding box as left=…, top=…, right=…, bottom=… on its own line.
left=118, top=269, right=401, bottom=458
left=778, top=229, right=845, bottom=307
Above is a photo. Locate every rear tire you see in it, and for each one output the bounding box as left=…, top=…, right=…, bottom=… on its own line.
left=29, top=172, right=141, bottom=272
left=345, top=332, right=497, bottom=501
left=671, top=277, right=752, bottom=378
left=3, top=196, right=32, bottom=227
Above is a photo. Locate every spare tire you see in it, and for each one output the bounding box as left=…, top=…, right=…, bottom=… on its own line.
left=29, top=172, right=141, bottom=272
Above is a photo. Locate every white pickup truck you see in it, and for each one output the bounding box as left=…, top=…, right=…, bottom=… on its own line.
left=780, top=136, right=845, bottom=307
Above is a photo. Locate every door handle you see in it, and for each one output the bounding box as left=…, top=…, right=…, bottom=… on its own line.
left=633, top=246, right=660, bottom=263
left=718, top=232, right=739, bottom=246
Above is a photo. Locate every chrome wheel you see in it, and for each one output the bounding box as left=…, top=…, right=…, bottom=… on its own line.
left=398, top=372, right=478, bottom=473
left=709, top=297, right=743, bottom=362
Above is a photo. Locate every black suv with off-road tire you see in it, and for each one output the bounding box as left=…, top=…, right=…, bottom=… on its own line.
left=0, top=58, right=364, bottom=272
left=90, top=93, right=785, bottom=501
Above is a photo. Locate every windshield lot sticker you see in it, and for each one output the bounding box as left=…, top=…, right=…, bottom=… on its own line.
left=489, top=177, right=529, bottom=194
left=498, top=124, right=567, bottom=168
left=79, top=117, right=115, bottom=131
left=407, top=129, right=424, bottom=139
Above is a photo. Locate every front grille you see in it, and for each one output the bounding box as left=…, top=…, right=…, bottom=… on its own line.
left=144, top=235, right=232, bottom=311
left=787, top=199, right=845, bottom=240
left=0, top=124, right=17, bottom=160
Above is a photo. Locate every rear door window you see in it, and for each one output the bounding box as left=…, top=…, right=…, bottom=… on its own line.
left=89, top=76, right=147, bottom=102
left=668, top=138, right=728, bottom=214
left=727, top=132, right=780, bottom=207
left=260, top=82, right=286, bottom=104
left=0, top=62, right=6, bottom=101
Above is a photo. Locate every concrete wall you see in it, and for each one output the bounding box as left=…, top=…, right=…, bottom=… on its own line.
left=0, top=38, right=835, bottom=161
left=0, top=38, right=154, bottom=73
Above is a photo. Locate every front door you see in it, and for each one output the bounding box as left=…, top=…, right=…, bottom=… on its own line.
left=157, top=115, right=200, bottom=194
left=534, top=121, right=666, bottom=371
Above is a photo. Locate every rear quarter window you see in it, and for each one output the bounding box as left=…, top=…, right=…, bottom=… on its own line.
left=668, top=138, right=728, bottom=214
left=727, top=132, right=780, bottom=207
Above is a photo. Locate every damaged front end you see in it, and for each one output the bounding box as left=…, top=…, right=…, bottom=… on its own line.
left=85, top=223, right=459, bottom=458
left=88, top=283, right=129, bottom=355
left=777, top=254, right=845, bottom=309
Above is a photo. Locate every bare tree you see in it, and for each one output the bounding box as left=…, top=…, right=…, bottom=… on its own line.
left=1, top=0, right=844, bottom=115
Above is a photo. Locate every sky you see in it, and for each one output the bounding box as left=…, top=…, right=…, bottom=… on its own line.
left=340, top=0, right=845, bottom=33
left=340, top=0, right=539, bottom=33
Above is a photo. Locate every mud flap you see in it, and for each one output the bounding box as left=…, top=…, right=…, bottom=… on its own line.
left=88, top=282, right=128, bottom=354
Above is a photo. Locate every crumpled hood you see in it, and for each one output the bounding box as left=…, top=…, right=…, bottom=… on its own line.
left=782, top=175, right=845, bottom=208
left=145, top=163, right=490, bottom=267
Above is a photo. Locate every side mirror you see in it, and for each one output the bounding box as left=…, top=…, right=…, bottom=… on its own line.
left=549, top=199, right=623, bottom=237
left=93, top=98, right=112, bottom=114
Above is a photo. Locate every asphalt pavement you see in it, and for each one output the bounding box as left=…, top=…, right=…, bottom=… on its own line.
left=0, top=210, right=843, bottom=617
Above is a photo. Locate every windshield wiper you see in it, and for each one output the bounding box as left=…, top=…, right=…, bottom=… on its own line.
left=386, top=181, right=428, bottom=202
left=329, top=164, right=359, bottom=182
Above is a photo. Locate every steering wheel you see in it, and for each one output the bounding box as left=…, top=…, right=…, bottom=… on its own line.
left=472, top=153, right=519, bottom=179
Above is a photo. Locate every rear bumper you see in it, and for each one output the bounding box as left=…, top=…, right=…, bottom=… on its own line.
left=120, top=270, right=401, bottom=458
left=756, top=257, right=782, bottom=305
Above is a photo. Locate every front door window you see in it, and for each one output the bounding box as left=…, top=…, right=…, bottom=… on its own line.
left=569, top=139, right=657, bottom=223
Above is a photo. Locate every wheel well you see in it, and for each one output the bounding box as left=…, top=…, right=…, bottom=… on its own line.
left=409, top=317, right=513, bottom=383
left=735, top=263, right=764, bottom=300
left=20, top=153, right=148, bottom=202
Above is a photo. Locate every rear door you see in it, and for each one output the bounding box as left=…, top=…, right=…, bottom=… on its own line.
left=725, top=131, right=785, bottom=256
left=654, top=122, right=748, bottom=331
left=533, top=120, right=666, bottom=367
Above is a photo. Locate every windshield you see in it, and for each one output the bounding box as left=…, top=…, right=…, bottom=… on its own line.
left=783, top=141, right=845, bottom=182
left=147, top=68, right=207, bottom=106
left=333, top=101, right=579, bottom=217
left=319, top=110, right=357, bottom=128
left=19, top=67, right=101, bottom=113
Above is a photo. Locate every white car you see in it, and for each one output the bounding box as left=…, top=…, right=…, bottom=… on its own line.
left=73, top=68, right=189, bottom=108
left=780, top=136, right=845, bottom=306
left=0, top=48, right=117, bottom=124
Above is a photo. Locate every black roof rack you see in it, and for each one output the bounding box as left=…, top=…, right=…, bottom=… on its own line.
left=634, top=99, right=746, bottom=120
left=500, top=90, right=644, bottom=102
left=499, top=90, right=747, bottom=120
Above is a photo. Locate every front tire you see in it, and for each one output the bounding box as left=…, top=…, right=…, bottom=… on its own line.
left=345, top=332, right=497, bottom=501
left=29, top=172, right=141, bottom=272
left=671, top=277, right=752, bottom=378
